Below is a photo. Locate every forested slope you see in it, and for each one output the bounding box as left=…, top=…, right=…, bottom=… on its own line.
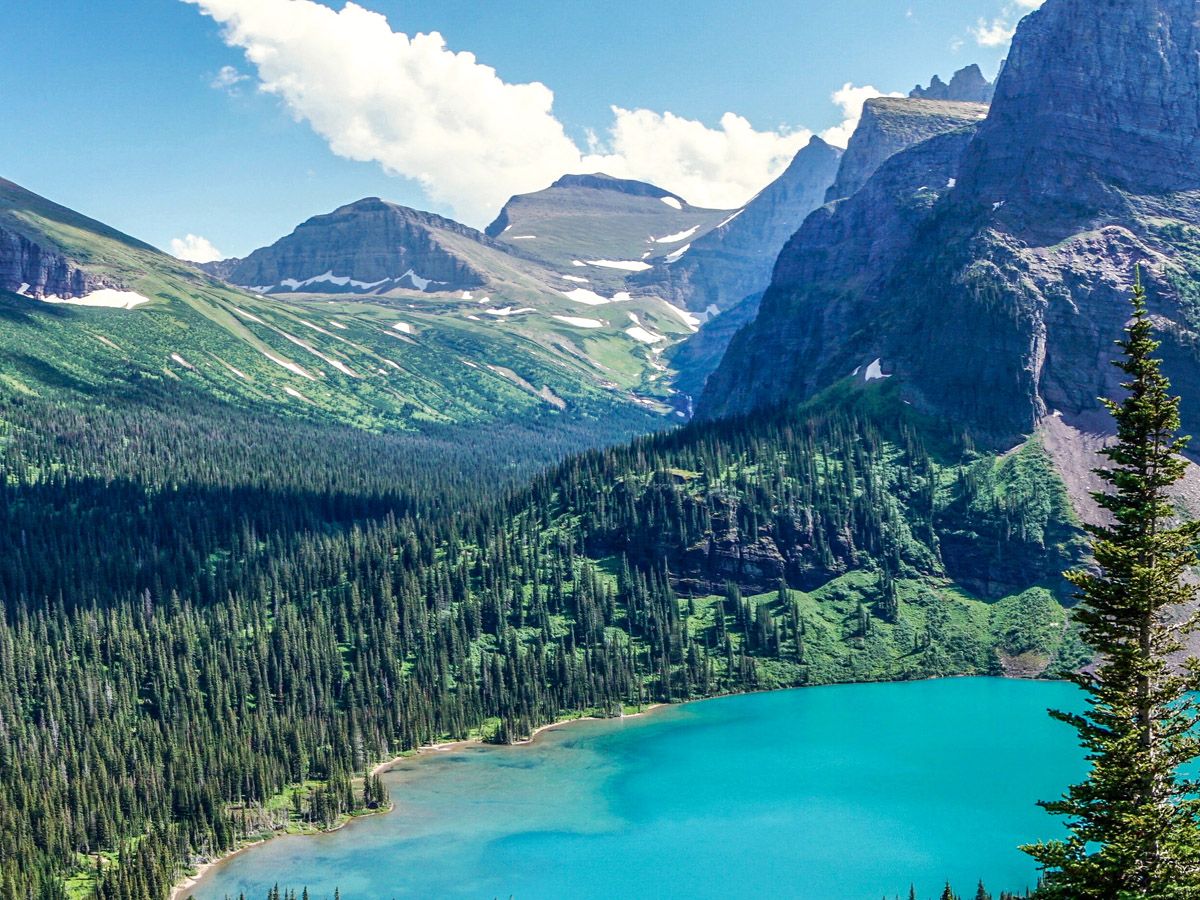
left=0, top=380, right=1085, bottom=898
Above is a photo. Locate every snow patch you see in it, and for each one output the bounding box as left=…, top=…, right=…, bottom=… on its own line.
left=327, top=320, right=348, bottom=330
left=864, top=359, right=891, bottom=382
left=393, top=321, right=414, bottom=335
left=38, top=288, right=152, bottom=310
left=400, top=269, right=432, bottom=291
left=660, top=197, right=683, bottom=210
left=484, top=306, right=535, bottom=317
left=552, top=315, right=605, bottom=329
left=563, top=288, right=610, bottom=306
left=626, top=326, right=666, bottom=345
left=561, top=275, right=589, bottom=284
left=510, top=235, right=537, bottom=240
left=612, top=291, right=631, bottom=302
left=232, top=307, right=266, bottom=325
left=663, top=304, right=701, bottom=331
left=571, top=260, right=587, bottom=267
left=284, top=386, right=310, bottom=402
left=16, top=283, right=29, bottom=295
left=947, top=178, right=957, bottom=189
left=716, top=209, right=745, bottom=229
left=277, top=271, right=388, bottom=292
left=262, top=351, right=314, bottom=380
left=653, top=225, right=699, bottom=244
left=585, top=259, right=653, bottom=272
left=664, top=243, right=691, bottom=264
left=170, top=353, right=194, bottom=370
left=461, top=291, right=473, bottom=300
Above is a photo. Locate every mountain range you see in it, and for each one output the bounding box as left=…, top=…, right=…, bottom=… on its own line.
left=704, top=0, right=1200, bottom=465
left=7, top=1, right=1200, bottom=897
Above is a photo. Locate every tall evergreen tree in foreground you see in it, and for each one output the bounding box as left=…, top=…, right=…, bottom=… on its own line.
left=1025, top=274, right=1200, bottom=897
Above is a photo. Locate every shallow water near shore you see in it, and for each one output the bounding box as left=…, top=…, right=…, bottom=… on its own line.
left=189, top=678, right=1084, bottom=900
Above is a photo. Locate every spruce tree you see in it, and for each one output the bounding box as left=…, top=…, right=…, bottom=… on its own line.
left=1024, top=274, right=1200, bottom=896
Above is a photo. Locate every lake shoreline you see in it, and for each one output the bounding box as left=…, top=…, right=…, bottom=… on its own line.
left=172, top=703, right=668, bottom=900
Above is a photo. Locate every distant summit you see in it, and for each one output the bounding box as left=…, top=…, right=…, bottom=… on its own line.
left=484, top=172, right=731, bottom=276
left=548, top=174, right=683, bottom=203
left=207, top=197, right=495, bottom=294
left=909, top=64, right=996, bottom=104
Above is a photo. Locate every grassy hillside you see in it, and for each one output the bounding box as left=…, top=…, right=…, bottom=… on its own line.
left=0, top=177, right=705, bottom=435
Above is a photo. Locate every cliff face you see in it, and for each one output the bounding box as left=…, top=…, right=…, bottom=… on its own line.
left=701, top=0, right=1200, bottom=446
left=958, top=0, right=1200, bottom=214
left=213, top=198, right=494, bottom=294
left=0, top=226, right=99, bottom=298
left=824, top=97, right=988, bottom=203
left=634, top=137, right=843, bottom=314
left=0, top=176, right=154, bottom=299
left=701, top=127, right=980, bottom=419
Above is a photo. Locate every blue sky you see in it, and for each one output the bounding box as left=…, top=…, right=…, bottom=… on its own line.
left=0, top=0, right=1033, bottom=259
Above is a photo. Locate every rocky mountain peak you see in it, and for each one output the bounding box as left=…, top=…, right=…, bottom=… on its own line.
left=824, top=95, right=989, bottom=202
left=212, top=197, right=493, bottom=294
left=548, top=173, right=682, bottom=202
left=958, top=0, right=1200, bottom=214
left=910, top=64, right=995, bottom=104
left=699, top=0, right=1200, bottom=447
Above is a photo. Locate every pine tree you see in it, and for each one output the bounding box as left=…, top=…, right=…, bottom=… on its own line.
left=1024, top=273, right=1200, bottom=896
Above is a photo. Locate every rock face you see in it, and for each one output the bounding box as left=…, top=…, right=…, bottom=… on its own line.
left=0, top=178, right=151, bottom=299
left=633, top=137, right=843, bottom=314
left=209, top=198, right=494, bottom=294
left=701, top=126, right=980, bottom=419
left=824, top=97, right=988, bottom=203
left=0, top=226, right=98, bottom=298
left=909, top=64, right=996, bottom=104
left=701, top=0, right=1200, bottom=447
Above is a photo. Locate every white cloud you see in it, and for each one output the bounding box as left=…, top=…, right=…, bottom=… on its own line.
left=820, top=84, right=905, bottom=148
left=171, top=234, right=224, bottom=263
left=210, top=64, right=248, bottom=92
left=973, top=0, right=1045, bottom=47
left=184, top=0, right=861, bottom=223
left=583, top=109, right=812, bottom=210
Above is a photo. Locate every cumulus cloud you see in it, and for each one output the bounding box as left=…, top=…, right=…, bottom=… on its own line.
left=583, top=110, right=812, bottom=210
left=973, top=0, right=1045, bottom=47
left=170, top=234, right=224, bottom=263
left=819, top=84, right=905, bottom=148
left=184, top=0, right=863, bottom=223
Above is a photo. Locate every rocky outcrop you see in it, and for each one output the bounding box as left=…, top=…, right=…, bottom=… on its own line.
left=0, top=226, right=101, bottom=298
left=910, top=64, right=995, bottom=104
left=0, top=176, right=151, bottom=299
left=633, top=137, right=843, bottom=314
left=824, top=97, right=988, bottom=203
left=700, top=0, right=1200, bottom=448
left=701, top=126, right=980, bottom=420
left=210, top=198, right=494, bottom=294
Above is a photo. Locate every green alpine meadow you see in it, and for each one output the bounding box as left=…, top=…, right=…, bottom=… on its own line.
left=3, top=0, right=1200, bottom=897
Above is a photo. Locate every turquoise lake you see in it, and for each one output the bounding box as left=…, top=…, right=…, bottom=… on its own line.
left=190, top=678, right=1085, bottom=900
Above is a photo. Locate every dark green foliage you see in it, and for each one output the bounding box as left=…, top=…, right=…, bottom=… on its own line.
left=0, top=374, right=1085, bottom=898
left=1025, top=277, right=1200, bottom=896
